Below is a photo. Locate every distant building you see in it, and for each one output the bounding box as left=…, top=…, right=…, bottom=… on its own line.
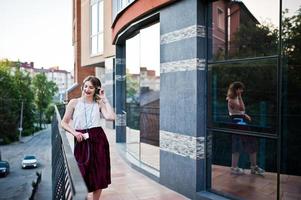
left=11, top=61, right=74, bottom=102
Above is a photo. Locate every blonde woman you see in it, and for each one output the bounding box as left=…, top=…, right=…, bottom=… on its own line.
left=61, top=76, right=115, bottom=200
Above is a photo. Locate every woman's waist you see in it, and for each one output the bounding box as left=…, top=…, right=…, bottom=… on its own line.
left=229, top=111, right=245, bottom=116
left=76, top=126, right=103, bottom=133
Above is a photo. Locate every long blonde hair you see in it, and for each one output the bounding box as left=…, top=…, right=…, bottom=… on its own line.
left=226, top=81, right=245, bottom=99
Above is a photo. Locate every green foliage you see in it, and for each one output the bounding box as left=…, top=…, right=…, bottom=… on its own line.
left=32, top=73, right=58, bottom=128
left=0, top=60, right=37, bottom=141
left=126, top=73, right=139, bottom=103
left=283, top=8, right=301, bottom=65
left=230, top=22, right=278, bottom=58
left=44, top=104, right=55, bottom=123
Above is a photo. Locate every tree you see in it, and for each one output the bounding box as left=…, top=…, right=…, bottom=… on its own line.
left=283, top=8, right=301, bottom=65
left=14, top=62, right=35, bottom=136
left=0, top=60, right=20, bottom=143
left=230, top=22, right=278, bottom=58
left=0, top=59, right=37, bottom=143
left=32, top=73, right=58, bottom=128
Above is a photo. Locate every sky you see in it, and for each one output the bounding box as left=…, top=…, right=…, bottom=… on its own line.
left=0, top=0, right=74, bottom=72
left=126, top=23, right=160, bottom=75
left=0, top=0, right=299, bottom=75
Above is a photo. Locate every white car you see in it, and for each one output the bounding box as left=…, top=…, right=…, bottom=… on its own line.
left=22, top=155, right=38, bottom=169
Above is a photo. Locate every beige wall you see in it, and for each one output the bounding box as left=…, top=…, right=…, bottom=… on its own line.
left=81, top=0, right=115, bottom=67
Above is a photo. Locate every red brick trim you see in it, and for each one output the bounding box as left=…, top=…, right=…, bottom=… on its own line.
left=112, top=0, right=177, bottom=43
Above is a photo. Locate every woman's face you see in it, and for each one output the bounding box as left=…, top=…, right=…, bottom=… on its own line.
left=83, top=81, right=96, bottom=97
left=236, top=88, right=244, bottom=95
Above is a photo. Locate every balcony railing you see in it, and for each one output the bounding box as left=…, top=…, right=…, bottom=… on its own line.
left=52, top=105, right=88, bottom=200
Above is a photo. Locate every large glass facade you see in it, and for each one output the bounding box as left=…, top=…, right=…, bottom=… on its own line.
left=125, top=23, right=160, bottom=170
left=207, top=0, right=301, bottom=199
left=281, top=0, right=301, bottom=199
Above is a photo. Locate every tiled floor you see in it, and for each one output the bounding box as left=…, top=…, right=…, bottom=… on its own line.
left=87, top=127, right=188, bottom=200
left=212, top=165, right=301, bottom=200
left=86, top=125, right=301, bottom=200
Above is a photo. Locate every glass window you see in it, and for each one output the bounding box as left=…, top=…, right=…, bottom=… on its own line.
left=125, top=23, right=160, bottom=170
left=117, top=0, right=134, bottom=13
left=281, top=1, right=301, bottom=199
left=90, top=0, right=104, bottom=55
left=208, top=58, right=277, bottom=134
left=91, top=36, right=97, bottom=55
left=217, top=8, right=225, bottom=30
left=210, top=0, right=279, bottom=61
left=91, top=4, right=98, bottom=35
left=209, top=131, right=277, bottom=200
left=98, top=1, right=103, bottom=33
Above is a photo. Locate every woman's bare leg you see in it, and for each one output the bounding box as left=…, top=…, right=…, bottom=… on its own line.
left=93, top=189, right=102, bottom=200
left=232, top=152, right=240, bottom=167
left=250, top=152, right=257, bottom=167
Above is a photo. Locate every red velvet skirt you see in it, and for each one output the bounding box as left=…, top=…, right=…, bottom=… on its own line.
left=74, top=127, right=111, bottom=192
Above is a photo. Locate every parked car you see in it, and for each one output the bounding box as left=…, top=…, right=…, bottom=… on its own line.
left=0, top=161, right=10, bottom=177
left=21, top=155, right=38, bottom=169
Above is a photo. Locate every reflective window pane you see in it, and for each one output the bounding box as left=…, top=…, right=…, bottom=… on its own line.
left=98, top=33, right=103, bottom=54
left=91, top=36, right=97, bottom=55
left=208, top=58, right=277, bottom=133
left=210, top=0, right=279, bottom=61
left=91, top=4, right=98, bottom=35
left=139, top=24, right=160, bottom=169
left=98, top=1, right=104, bottom=33
left=209, top=131, right=277, bottom=200
left=125, top=23, right=160, bottom=170
left=126, top=33, right=140, bottom=160
left=281, top=1, right=301, bottom=199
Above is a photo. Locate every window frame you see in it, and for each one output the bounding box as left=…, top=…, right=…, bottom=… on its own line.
left=90, top=0, right=104, bottom=56
left=205, top=0, right=283, bottom=199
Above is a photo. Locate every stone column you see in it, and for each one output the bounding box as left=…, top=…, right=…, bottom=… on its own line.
left=115, top=45, right=126, bottom=143
left=159, top=0, right=207, bottom=199
left=104, top=57, right=115, bottom=129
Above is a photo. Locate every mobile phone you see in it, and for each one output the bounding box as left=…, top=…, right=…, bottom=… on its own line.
left=82, top=132, right=89, bottom=140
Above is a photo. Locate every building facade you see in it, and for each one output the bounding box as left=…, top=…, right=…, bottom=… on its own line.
left=111, top=0, right=301, bottom=200
left=70, top=0, right=115, bottom=129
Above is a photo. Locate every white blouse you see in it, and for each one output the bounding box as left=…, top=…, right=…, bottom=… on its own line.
left=72, top=99, right=102, bottom=130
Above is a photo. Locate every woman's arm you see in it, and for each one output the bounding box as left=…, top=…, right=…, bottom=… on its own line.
left=96, top=89, right=115, bottom=121
left=61, top=99, right=84, bottom=142
left=98, top=98, right=116, bottom=121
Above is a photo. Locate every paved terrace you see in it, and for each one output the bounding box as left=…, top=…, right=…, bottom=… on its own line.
left=84, top=127, right=188, bottom=200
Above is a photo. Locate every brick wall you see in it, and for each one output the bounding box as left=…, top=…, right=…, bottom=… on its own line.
left=68, top=0, right=95, bottom=101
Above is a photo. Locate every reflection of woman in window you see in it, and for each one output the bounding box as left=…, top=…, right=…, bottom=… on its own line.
left=226, top=81, right=265, bottom=175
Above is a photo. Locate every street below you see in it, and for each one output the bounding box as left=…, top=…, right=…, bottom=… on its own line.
left=0, top=125, right=51, bottom=200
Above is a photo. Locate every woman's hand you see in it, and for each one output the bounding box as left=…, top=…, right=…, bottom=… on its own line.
left=98, top=88, right=105, bottom=99
left=244, top=114, right=252, bottom=121
left=74, top=132, right=84, bottom=142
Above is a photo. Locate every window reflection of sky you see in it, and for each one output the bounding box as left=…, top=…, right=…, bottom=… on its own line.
left=243, top=0, right=300, bottom=26
left=241, top=0, right=279, bottom=26
left=126, top=23, right=160, bottom=75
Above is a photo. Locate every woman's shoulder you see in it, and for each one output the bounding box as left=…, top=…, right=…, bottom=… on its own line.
left=227, top=96, right=238, bottom=103
left=68, top=98, right=81, bottom=107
